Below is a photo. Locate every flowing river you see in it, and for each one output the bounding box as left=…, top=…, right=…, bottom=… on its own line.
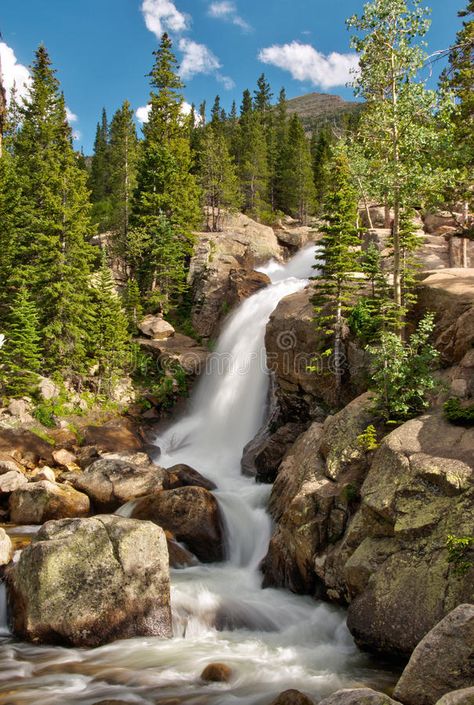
left=0, top=246, right=395, bottom=705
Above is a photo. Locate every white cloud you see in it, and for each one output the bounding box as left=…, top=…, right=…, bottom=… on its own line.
left=178, top=38, right=221, bottom=80
left=66, top=106, right=78, bottom=123
left=141, top=0, right=189, bottom=39
left=258, top=41, right=359, bottom=90
left=216, top=73, right=235, bottom=90
left=135, top=100, right=199, bottom=125
left=0, top=42, right=31, bottom=103
left=208, top=1, right=251, bottom=32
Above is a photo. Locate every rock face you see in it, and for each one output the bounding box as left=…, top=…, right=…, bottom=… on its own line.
left=318, top=689, right=401, bottom=705
left=8, top=515, right=172, bottom=646
left=64, top=455, right=166, bottom=512
left=393, top=605, right=474, bottom=705
left=132, top=486, right=224, bottom=563
left=254, top=422, right=306, bottom=483
left=414, top=269, right=474, bottom=366
left=190, top=212, right=283, bottom=339
left=346, top=413, right=474, bottom=656
left=9, top=481, right=90, bottom=524
left=139, top=332, right=208, bottom=378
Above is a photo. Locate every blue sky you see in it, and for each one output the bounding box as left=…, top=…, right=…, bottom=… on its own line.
left=0, top=0, right=465, bottom=153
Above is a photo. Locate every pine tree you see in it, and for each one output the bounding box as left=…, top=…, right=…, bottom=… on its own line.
left=273, top=88, right=289, bottom=213
left=122, top=278, right=143, bottom=333
left=311, top=127, right=333, bottom=212
left=129, top=34, right=201, bottom=312
left=211, top=95, right=222, bottom=127
left=11, top=45, right=96, bottom=374
left=281, top=115, right=315, bottom=223
left=312, top=148, right=361, bottom=399
left=198, top=125, right=241, bottom=231
left=254, top=74, right=273, bottom=115
left=0, top=149, right=21, bottom=316
left=89, top=108, right=111, bottom=230
left=108, top=101, right=139, bottom=251
left=89, top=252, right=131, bottom=393
left=237, top=90, right=269, bottom=217
left=1, top=286, right=42, bottom=398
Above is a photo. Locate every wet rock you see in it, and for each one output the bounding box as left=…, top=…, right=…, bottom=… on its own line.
left=65, top=456, right=166, bottom=512
left=8, top=515, right=172, bottom=647
left=0, top=470, right=28, bottom=494
left=139, top=314, right=175, bottom=340
left=132, top=486, right=224, bottom=563
left=227, top=268, right=270, bottom=308
left=270, top=690, right=315, bottom=705
left=165, top=464, right=217, bottom=491
left=200, top=662, right=233, bottom=683
left=394, top=605, right=474, bottom=705
left=9, top=481, right=90, bottom=524
left=0, top=528, right=13, bottom=565
left=346, top=414, right=474, bottom=657
left=167, top=535, right=199, bottom=568
left=318, top=689, right=401, bottom=705
left=436, top=689, right=474, bottom=705
left=254, top=423, right=306, bottom=483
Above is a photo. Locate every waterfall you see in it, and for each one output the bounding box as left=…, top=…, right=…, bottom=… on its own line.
left=0, top=245, right=392, bottom=705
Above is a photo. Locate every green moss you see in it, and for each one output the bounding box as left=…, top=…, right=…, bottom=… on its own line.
left=30, top=427, right=56, bottom=445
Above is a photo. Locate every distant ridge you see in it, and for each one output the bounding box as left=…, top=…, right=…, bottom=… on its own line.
left=286, top=92, right=362, bottom=133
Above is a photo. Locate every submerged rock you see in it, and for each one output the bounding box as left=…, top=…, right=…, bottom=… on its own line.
left=8, top=515, right=172, bottom=646
left=318, top=689, right=401, bottom=705
left=200, top=662, right=233, bottom=683
left=394, top=605, right=474, bottom=705
left=270, top=690, right=315, bottom=705
left=9, top=480, right=90, bottom=524
left=132, top=486, right=224, bottom=563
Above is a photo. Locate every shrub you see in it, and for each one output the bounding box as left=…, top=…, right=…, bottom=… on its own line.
left=444, top=397, right=474, bottom=426
left=446, top=534, right=474, bottom=576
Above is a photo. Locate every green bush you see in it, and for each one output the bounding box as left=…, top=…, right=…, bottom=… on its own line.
left=446, top=534, right=474, bottom=576
left=444, top=397, right=474, bottom=426
left=357, top=424, right=379, bottom=451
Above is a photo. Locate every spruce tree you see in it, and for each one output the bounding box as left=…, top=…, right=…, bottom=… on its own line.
left=281, top=115, right=316, bottom=223
left=122, top=278, right=143, bottom=333
left=129, top=33, right=201, bottom=312
left=312, top=148, right=361, bottom=399
left=311, top=127, right=333, bottom=212
left=198, top=125, right=241, bottom=231
left=237, top=90, right=269, bottom=218
left=89, top=108, right=111, bottom=230
left=89, top=252, right=131, bottom=392
left=108, top=101, right=139, bottom=251
left=1, top=286, right=42, bottom=398
left=11, top=45, right=96, bottom=374
left=273, top=88, right=289, bottom=213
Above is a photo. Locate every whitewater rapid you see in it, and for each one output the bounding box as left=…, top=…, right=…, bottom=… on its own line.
left=0, top=246, right=394, bottom=705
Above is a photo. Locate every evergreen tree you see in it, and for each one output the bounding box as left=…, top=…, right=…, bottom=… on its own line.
left=281, top=115, right=315, bottom=222
left=1, top=286, right=42, bottom=397
left=312, top=148, right=361, bottom=399
left=122, top=278, right=143, bottom=333
left=129, top=34, right=201, bottom=312
left=89, top=108, right=111, bottom=229
left=254, top=74, right=273, bottom=115
left=11, top=46, right=96, bottom=374
left=211, top=95, right=222, bottom=127
left=89, top=252, right=131, bottom=392
left=0, top=149, right=21, bottom=316
left=108, top=101, right=139, bottom=251
left=311, top=127, right=333, bottom=212
left=273, top=88, right=289, bottom=213
left=237, top=90, right=269, bottom=217
left=198, top=125, right=241, bottom=231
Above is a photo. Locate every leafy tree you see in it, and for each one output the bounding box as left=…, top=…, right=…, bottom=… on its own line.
left=1, top=286, right=42, bottom=397
left=11, top=45, right=96, bottom=374
left=108, top=101, right=139, bottom=251
left=89, top=252, right=131, bottom=392
left=129, top=33, right=201, bottom=312
left=312, top=148, right=361, bottom=398
left=367, top=313, right=439, bottom=422
left=89, top=108, right=111, bottom=229
left=197, top=125, right=241, bottom=231
left=348, top=0, right=441, bottom=329
left=281, top=115, right=315, bottom=223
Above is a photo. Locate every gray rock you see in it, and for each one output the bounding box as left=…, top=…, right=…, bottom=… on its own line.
left=436, top=688, right=474, bottom=705
left=0, top=470, right=28, bottom=494
left=318, top=689, right=401, bottom=705
left=7, top=515, right=172, bottom=646
left=9, top=480, right=90, bottom=524
left=394, top=605, right=474, bottom=705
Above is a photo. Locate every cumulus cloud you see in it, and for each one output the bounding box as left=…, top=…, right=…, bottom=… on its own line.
left=216, top=73, right=235, bottom=90
left=66, top=106, right=78, bottom=123
left=178, top=38, right=221, bottom=80
left=135, top=100, right=199, bottom=125
left=208, top=1, right=251, bottom=32
left=0, top=41, right=31, bottom=103
left=258, top=41, right=358, bottom=90
left=141, top=0, right=189, bottom=39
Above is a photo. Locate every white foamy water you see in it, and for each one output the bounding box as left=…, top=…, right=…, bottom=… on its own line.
left=0, top=246, right=395, bottom=705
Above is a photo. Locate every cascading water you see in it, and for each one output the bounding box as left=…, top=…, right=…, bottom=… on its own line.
left=0, top=246, right=394, bottom=705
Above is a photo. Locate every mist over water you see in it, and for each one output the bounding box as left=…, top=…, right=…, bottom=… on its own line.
left=0, top=246, right=394, bottom=705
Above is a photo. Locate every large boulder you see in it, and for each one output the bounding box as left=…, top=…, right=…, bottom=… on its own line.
left=165, top=464, right=217, bottom=491
left=263, top=394, right=375, bottom=597
left=138, top=314, right=175, bottom=340
left=436, top=689, right=474, bottom=705
left=131, top=486, right=224, bottom=563
left=393, top=605, right=474, bottom=705
left=9, top=481, right=90, bottom=524
left=0, top=470, right=28, bottom=494
left=0, top=429, right=55, bottom=467
left=7, top=515, right=171, bottom=646
left=139, top=332, right=208, bottom=378
left=190, top=212, right=283, bottom=339
left=64, top=455, right=166, bottom=512
left=414, top=269, right=474, bottom=366
left=81, top=417, right=143, bottom=454
left=270, top=690, right=315, bottom=705
left=346, top=414, right=474, bottom=657
left=318, top=689, right=401, bottom=705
